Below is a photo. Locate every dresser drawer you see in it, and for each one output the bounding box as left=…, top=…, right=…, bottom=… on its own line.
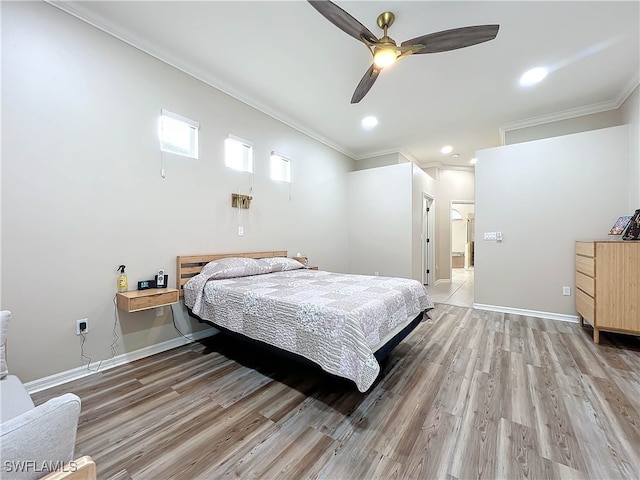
left=575, top=254, right=595, bottom=277
left=575, top=271, right=595, bottom=297
left=575, top=241, right=594, bottom=258
left=576, top=288, right=595, bottom=322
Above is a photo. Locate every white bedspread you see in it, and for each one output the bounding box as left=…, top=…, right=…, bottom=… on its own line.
left=183, top=269, right=434, bottom=392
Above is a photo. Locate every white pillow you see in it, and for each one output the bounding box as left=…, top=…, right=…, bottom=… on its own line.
left=1, top=310, right=11, bottom=378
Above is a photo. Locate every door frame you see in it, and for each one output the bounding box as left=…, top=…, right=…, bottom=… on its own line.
left=422, top=192, right=435, bottom=285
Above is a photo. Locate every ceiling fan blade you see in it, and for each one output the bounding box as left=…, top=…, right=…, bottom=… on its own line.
left=401, top=25, right=499, bottom=54
left=351, top=65, right=380, bottom=104
left=308, top=1, right=378, bottom=44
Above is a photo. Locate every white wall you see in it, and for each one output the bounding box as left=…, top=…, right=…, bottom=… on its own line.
left=619, top=85, right=640, bottom=209
left=475, top=125, right=630, bottom=317
left=1, top=2, right=354, bottom=382
left=353, top=153, right=399, bottom=171
left=348, top=164, right=413, bottom=277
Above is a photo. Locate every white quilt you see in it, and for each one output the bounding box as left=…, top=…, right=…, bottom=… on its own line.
left=183, top=268, right=434, bottom=392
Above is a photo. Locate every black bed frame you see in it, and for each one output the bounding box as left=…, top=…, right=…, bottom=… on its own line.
left=187, top=308, right=425, bottom=388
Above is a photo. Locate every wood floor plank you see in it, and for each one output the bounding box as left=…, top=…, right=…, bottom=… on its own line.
left=526, top=364, right=588, bottom=472
left=403, top=407, right=461, bottom=479
left=495, top=417, right=555, bottom=479
left=28, top=304, right=640, bottom=480
left=560, top=384, right=632, bottom=479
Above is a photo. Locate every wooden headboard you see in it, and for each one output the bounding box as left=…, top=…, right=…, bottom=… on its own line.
left=176, top=250, right=288, bottom=296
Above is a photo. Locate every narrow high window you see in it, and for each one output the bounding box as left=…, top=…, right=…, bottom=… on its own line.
left=225, top=135, right=253, bottom=173
left=270, top=152, right=291, bottom=183
left=159, top=109, right=199, bottom=159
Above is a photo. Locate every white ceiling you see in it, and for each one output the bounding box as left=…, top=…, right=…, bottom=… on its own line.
left=54, top=1, right=639, bottom=168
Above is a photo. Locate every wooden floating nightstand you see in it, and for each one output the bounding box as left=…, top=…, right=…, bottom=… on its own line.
left=305, top=266, right=319, bottom=270
left=116, top=288, right=179, bottom=313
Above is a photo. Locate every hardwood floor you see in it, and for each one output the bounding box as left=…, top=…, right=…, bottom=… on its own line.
left=32, top=304, right=640, bottom=480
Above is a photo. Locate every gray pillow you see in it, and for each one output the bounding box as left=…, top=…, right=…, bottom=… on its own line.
left=261, top=257, right=305, bottom=272
left=1, top=310, right=10, bottom=378
left=200, top=257, right=271, bottom=280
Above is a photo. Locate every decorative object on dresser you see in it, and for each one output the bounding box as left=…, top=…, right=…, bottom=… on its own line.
left=608, top=215, right=632, bottom=235
left=575, top=240, right=640, bottom=343
left=621, top=208, right=640, bottom=240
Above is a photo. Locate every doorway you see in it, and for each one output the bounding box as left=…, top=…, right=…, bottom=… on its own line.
left=451, top=201, right=475, bottom=273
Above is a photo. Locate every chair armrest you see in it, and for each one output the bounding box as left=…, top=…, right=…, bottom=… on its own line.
left=40, top=456, right=96, bottom=480
left=1, top=393, right=81, bottom=480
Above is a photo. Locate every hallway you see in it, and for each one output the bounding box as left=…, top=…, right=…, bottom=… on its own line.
left=428, top=268, right=474, bottom=308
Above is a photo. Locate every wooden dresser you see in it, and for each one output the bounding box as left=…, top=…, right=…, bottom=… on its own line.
left=575, top=240, right=640, bottom=343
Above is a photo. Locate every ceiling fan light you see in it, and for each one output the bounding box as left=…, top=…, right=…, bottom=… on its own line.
left=373, top=48, right=397, bottom=68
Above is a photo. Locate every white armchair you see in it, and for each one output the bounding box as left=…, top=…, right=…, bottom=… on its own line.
left=0, top=311, right=95, bottom=480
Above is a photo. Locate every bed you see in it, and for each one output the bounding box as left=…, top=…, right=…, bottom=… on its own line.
left=177, top=251, right=434, bottom=392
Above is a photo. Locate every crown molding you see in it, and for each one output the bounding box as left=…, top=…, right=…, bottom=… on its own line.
left=499, top=74, right=639, bottom=135
left=352, top=148, right=402, bottom=161
left=438, top=165, right=475, bottom=172
left=418, top=162, right=442, bottom=169
left=500, top=99, right=620, bottom=133
left=46, top=1, right=357, bottom=160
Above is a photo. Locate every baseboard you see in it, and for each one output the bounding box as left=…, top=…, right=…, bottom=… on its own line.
left=433, top=278, right=451, bottom=286
left=24, top=328, right=218, bottom=394
left=473, top=303, right=579, bottom=323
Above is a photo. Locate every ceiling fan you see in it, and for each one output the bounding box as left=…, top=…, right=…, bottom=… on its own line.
left=308, top=1, right=499, bottom=103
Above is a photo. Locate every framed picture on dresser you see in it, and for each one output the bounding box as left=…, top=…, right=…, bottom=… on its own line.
left=622, top=209, right=640, bottom=240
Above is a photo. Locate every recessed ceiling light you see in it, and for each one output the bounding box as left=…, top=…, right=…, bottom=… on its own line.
left=361, top=116, right=378, bottom=129
left=520, top=67, right=548, bottom=86
left=470, top=158, right=478, bottom=164
left=441, top=145, right=453, bottom=154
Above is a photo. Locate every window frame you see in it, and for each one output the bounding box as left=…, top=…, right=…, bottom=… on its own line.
left=159, top=109, right=199, bottom=159
left=225, top=134, right=254, bottom=173
left=270, top=151, right=292, bottom=183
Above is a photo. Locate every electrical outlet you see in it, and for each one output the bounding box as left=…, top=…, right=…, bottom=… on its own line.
left=563, top=286, right=571, bottom=296
left=374, top=271, right=379, bottom=276
left=76, top=318, right=88, bottom=335
left=238, top=226, right=244, bottom=236
left=155, top=306, right=164, bottom=317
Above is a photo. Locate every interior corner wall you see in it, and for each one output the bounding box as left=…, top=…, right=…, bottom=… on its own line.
left=433, top=169, right=475, bottom=281
left=348, top=163, right=413, bottom=278
left=475, top=125, right=629, bottom=316
left=619, top=84, right=640, bottom=209
left=1, top=1, right=353, bottom=382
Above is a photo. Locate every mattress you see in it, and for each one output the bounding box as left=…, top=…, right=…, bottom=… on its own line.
left=183, top=266, right=434, bottom=392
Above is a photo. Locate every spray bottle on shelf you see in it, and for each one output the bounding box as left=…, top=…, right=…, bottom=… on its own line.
left=117, top=265, right=128, bottom=293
